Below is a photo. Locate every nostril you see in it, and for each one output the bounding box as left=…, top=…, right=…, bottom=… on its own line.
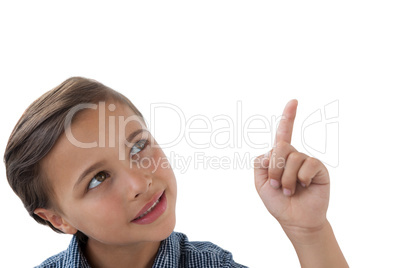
left=135, top=193, right=140, bottom=198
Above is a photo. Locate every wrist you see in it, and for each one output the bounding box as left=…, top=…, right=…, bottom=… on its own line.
left=281, top=219, right=330, bottom=246
left=281, top=220, right=349, bottom=268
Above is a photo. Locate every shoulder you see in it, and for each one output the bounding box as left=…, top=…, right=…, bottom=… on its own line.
left=154, top=232, right=248, bottom=268
left=173, top=232, right=232, bottom=256
left=34, top=235, right=89, bottom=268
left=34, top=249, right=68, bottom=268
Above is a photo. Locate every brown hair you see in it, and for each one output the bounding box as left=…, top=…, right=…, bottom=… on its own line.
left=4, top=77, right=144, bottom=242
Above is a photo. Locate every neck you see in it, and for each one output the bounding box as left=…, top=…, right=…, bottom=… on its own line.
left=84, top=238, right=161, bottom=268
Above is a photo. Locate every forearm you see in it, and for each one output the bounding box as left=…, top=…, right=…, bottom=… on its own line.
left=283, top=220, right=348, bottom=268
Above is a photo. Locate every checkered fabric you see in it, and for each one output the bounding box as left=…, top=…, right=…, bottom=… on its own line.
left=35, top=232, right=248, bottom=268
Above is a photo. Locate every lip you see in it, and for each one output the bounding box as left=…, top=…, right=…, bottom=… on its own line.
left=131, top=190, right=167, bottom=225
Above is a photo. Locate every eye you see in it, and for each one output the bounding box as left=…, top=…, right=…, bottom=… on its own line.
left=88, top=171, right=109, bottom=190
left=130, top=139, right=148, bottom=156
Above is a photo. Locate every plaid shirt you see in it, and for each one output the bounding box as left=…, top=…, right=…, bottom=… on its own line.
left=35, top=232, right=248, bottom=268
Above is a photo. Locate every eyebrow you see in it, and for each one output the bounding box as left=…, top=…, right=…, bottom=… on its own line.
left=74, top=128, right=146, bottom=190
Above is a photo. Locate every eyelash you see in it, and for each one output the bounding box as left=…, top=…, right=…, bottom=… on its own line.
left=87, top=139, right=149, bottom=191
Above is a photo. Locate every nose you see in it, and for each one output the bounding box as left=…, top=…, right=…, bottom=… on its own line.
left=120, top=168, right=152, bottom=200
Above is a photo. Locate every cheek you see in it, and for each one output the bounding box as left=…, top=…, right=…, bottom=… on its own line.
left=152, top=150, right=177, bottom=198
left=66, top=196, right=125, bottom=233
left=138, top=145, right=163, bottom=171
left=150, top=150, right=174, bottom=177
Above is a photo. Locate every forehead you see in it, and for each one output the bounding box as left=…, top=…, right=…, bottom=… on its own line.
left=39, top=100, right=146, bottom=199
left=69, top=100, right=144, bottom=141
left=53, top=100, right=145, bottom=146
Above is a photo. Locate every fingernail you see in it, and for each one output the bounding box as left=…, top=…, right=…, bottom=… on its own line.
left=283, top=188, right=292, bottom=196
left=300, top=182, right=306, bottom=187
left=270, top=179, right=280, bottom=189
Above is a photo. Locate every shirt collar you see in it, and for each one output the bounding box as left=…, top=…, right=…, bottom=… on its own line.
left=68, top=232, right=179, bottom=268
left=66, top=235, right=91, bottom=268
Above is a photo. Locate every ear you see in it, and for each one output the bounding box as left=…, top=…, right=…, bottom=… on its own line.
left=34, top=208, right=77, bottom=235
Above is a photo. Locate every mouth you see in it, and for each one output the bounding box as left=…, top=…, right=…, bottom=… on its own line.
left=131, top=190, right=167, bottom=224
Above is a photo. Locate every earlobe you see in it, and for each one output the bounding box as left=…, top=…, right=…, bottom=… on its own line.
left=34, top=208, right=77, bottom=235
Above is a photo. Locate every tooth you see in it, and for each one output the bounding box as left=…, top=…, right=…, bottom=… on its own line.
left=136, top=198, right=160, bottom=219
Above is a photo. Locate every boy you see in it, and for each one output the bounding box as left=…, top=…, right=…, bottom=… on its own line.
left=4, top=77, right=348, bottom=267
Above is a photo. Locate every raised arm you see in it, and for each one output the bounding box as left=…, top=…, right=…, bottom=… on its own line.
left=254, top=100, right=348, bottom=267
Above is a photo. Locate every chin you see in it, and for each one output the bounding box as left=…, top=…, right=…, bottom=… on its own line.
left=153, top=213, right=176, bottom=241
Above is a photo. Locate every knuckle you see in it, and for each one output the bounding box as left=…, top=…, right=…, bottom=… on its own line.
left=287, top=152, right=302, bottom=163
left=306, top=157, right=321, bottom=168
left=275, top=140, right=288, bottom=150
left=254, top=154, right=268, bottom=169
left=253, top=154, right=264, bottom=164
left=298, top=169, right=309, bottom=181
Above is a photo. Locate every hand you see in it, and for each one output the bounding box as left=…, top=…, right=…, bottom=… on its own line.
left=254, top=100, right=330, bottom=236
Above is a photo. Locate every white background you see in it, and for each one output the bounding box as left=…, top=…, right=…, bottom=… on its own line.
left=0, top=1, right=401, bottom=267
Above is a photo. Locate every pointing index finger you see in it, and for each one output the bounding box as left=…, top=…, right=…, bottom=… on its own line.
left=275, top=99, right=298, bottom=145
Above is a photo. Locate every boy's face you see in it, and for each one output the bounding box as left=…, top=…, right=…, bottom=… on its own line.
left=39, top=100, right=177, bottom=245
